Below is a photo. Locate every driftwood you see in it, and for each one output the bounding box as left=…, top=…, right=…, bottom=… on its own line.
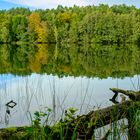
left=110, top=88, right=140, bottom=101
left=66, top=101, right=133, bottom=134
left=64, top=88, right=140, bottom=139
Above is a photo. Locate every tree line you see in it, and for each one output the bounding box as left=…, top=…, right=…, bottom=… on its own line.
left=0, top=4, right=140, bottom=43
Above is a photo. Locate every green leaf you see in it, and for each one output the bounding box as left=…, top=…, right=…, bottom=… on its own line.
left=34, top=111, right=40, bottom=117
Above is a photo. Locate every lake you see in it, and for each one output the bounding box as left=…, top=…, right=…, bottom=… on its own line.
left=0, top=43, right=140, bottom=138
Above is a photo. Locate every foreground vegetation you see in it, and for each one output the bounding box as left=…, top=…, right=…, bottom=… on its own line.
left=0, top=88, right=140, bottom=139
left=0, top=4, right=140, bottom=43
left=0, top=99, right=140, bottom=140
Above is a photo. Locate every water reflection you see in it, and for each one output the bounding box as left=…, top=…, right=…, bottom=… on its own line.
left=0, top=74, right=140, bottom=128
left=0, top=43, right=140, bottom=78
left=0, top=43, right=140, bottom=131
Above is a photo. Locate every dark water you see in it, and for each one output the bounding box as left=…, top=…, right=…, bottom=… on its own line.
left=0, top=43, right=140, bottom=139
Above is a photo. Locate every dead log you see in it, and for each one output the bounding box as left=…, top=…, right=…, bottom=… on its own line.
left=68, top=100, right=131, bottom=127
left=64, top=100, right=140, bottom=139
left=64, top=88, right=140, bottom=139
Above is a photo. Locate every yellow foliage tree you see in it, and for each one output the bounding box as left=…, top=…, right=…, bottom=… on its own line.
left=29, top=13, right=48, bottom=42
left=56, top=12, right=72, bottom=24
left=29, top=12, right=41, bottom=31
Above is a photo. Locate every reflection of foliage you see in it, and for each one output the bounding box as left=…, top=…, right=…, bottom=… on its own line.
left=0, top=44, right=11, bottom=72
left=29, top=44, right=48, bottom=72
left=0, top=44, right=140, bottom=78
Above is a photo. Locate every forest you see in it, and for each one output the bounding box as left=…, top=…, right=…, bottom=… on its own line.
left=0, top=4, right=140, bottom=43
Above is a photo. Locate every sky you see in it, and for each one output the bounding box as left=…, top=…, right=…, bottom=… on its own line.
left=0, top=0, right=140, bottom=10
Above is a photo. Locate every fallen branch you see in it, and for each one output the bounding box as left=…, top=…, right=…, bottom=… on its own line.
left=64, top=88, right=140, bottom=138
left=64, top=100, right=138, bottom=139
left=110, top=88, right=140, bottom=101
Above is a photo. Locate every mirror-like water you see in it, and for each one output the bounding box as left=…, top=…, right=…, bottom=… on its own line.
left=0, top=44, right=140, bottom=139
left=0, top=73, right=140, bottom=128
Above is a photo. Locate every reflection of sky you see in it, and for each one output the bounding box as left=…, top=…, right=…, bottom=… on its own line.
left=0, top=74, right=22, bottom=82
left=0, top=74, right=140, bottom=128
left=0, top=74, right=16, bottom=82
left=0, top=74, right=20, bottom=89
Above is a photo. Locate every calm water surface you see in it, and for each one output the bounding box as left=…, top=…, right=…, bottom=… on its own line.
left=0, top=74, right=139, bottom=128
left=0, top=43, right=140, bottom=131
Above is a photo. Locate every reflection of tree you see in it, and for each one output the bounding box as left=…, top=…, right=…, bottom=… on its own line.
left=48, top=44, right=140, bottom=78
left=0, top=44, right=140, bottom=78
left=0, top=44, right=11, bottom=72
left=29, top=44, right=48, bottom=72
left=12, top=44, right=29, bottom=72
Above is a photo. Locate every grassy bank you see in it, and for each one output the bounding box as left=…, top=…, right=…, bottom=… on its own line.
left=0, top=100, right=140, bottom=140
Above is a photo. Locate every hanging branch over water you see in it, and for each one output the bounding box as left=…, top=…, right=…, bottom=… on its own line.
left=110, top=88, right=140, bottom=101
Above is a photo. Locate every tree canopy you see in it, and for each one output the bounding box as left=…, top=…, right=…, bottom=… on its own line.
left=0, top=5, right=140, bottom=43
